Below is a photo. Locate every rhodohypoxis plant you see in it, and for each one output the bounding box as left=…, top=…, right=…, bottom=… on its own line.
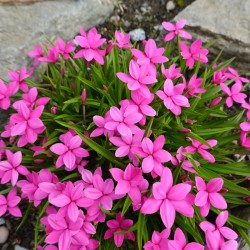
left=0, top=19, right=249, bottom=250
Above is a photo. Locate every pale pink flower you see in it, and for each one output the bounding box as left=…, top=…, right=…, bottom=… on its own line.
left=0, top=150, right=29, bottom=186
left=28, top=44, right=45, bottom=66
left=0, top=188, right=22, bottom=217
left=156, top=79, right=190, bottom=116
left=220, top=82, right=247, bottom=108
left=83, top=174, right=115, bottom=211
left=50, top=133, right=89, bottom=170
left=0, top=80, right=18, bottom=110
left=10, top=102, right=46, bottom=146
left=39, top=45, right=59, bottom=63
left=133, top=135, right=171, bottom=176
left=185, top=137, right=217, bottom=163
left=104, top=106, right=142, bottom=136
left=200, top=211, right=238, bottom=250
left=109, top=129, right=145, bottom=166
left=17, top=169, right=58, bottom=207
left=144, top=229, right=170, bottom=250
left=74, top=27, right=106, bottom=65
left=30, top=137, right=51, bottom=157
left=161, top=64, right=182, bottom=80
left=226, top=67, right=249, bottom=85
left=168, top=227, right=204, bottom=250
left=180, top=39, right=209, bottom=69
left=162, top=20, right=192, bottom=41
left=113, top=30, right=133, bottom=49
left=13, top=87, right=50, bottom=109
left=131, top=39, right=169, bottom=77
left=49, top=181, right=93, bottom=222
left=110, top=163, right=148, bottom=205
left=8, top=66, right=32, bottom=92
left=104, top=212, right=135, bottom=248
left=117, top=59, right=157, bottom=98
left=240, top=121, right=250, bottom=150
left=195, top=176, right=227, bottom=217
left=141, top=167, right=194, bottom=228
left=181, top=159, right=200, bottom=173
left=56, top=38, right=75, bottom=60
left=185, top=74, right=206, bottom=97
left=212, top=64, right=228, bottom=85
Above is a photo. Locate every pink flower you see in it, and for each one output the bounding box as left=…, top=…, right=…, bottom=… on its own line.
left=144, top=229, right=170, bottom=249
left=49, top=182, right=93, bottom=222
left=162, top=20, right=192, bottom=41
left=240, top=121, right=250, bottom=150
left=156, top=79, right=190, bottom=116
left=39, top=45, right=59, bottom=63
left=0, top=188, right=22, bottom=217
left=168, top=227, right=204, bottom=250
left=104, top=106, right=142, bottom=136
left=226, top=67, right=249, bottom=85
left=200, top=211, right=238, bottom=250
left=83, top=174, right=115, bottom=211
left=133, top=135, right=172, bottom=176
left=104, top=212, right=135, bottom=248
left=28, top=44, right=44, bottom=66
left=180, top=39, right=209, bottom=69
left=50, top=133, right=89, bottom=170
left=0, top=80, right=18, bottom=110
left=131, top=39, right=168, bottom=77
left=17, top=169, right=58, bottom=207
left=113, top=30, right=133, bottom=49
left=13, top=87, right=50, bottom=109
left=185, top=137, right=217, bottom=163
left=220, top=82, right=247, bottom=108
left=117, top=60, right=157, bottom=98
left=141, top=167, right=194, bottom=228
left=74, top=27, right=106, bottom=65
left=56, top=38, right=75, bottom=60
left=212, top=64, right=228, bottom=85
left=8, top=66, right=32, bottom=92
left=195, top=176, right=227, bottom=217
left=109, top=129, right=145, bottom=166
left=10, top=102, right=46, bottom=146
left=185, top=74, right=206, bottom=97
left=0, top=150, right=29, bottom=186
left=110, top=163, right=148, bottom=205
left=161, top=64, right=182, bottom=80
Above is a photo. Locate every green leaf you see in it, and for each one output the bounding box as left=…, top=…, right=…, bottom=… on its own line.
left=122, top=195, right=132, bottom=216
left=16, top=203, right=32, bottom=231
left=137, top=213, right=146, bottom=250
left=236, top=227, right=250, bottom=246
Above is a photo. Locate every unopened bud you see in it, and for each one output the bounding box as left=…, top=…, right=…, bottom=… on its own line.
left=243, top=197, right=250, bottom=203
left=103, top=85, right=108, bottom=92
left=179, top=128, right=191, bottom=134
left=186, top=119, right=193, bottom=125
left=61, top=68, right=65, bottom=77
left=50, top=107, right=58, bottom=114
left=179, top=174, right=189, bottom=180
left=81, top=88, right=87, bottom=105
left=210, top=97, right=222, bottom=107
left=218, top=188, right=228, bottom=193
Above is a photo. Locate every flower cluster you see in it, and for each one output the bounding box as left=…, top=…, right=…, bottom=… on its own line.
left=0, top=21, right=249, bottom=250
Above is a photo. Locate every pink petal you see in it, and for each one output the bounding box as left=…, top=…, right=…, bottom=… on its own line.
left=195, top=176, right=206, bottom=191
left=162, top=21, right=175, bottom=31
left=209, top=193, right=227, bottom=209
left=67, top=202, right=79, bottom=222
left=198, top=148, right=215, bottom=163
left=59, top=230, right=71, bottom=250
left=153, top=150, right=172, bottom=163
left=207, top=178, right=223, bottom=193
left=115, top=146, right=130, bottom=157
left=28, top=118, right=44, bottom=129
left=50, top=194, right=71, bottom=207
left=171, top=200, right=194, bottom=218
left=216, top=211, right=228, bottom=228
left=63, top=151, right=76, bottom=170
left=116, top=72, right=133, bottom=84
left=167, top=183, right=191, bottom=201
left=12, top=151, right=22, bottom=167
left=50, top=143, right=68, bottom=155
left=195, top=191, right=208, bottom=207
left=8, top=206, right=22, bottom=217
left=110, top=107, right=123, bottom=122
left=100, top=196, right=113, bottom=210
left=141, top=197, right=162, bottom=214
left=200, top=221, right=215, bottom=232
left=152, top=182, right=167, bottom=200
left=84, top=187, right=102, bottom=199
left=115, top=180, right=130, bottom=194
left=142, top=155, right=154, bottom=173
left=160, top=199, right=176, bottom=228
left=114, top=233, right=125, bottom=248
left=110, top=168, right=124, bottom=181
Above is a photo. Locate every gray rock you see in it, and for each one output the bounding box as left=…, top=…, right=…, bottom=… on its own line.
left=0, top=0, right=114, bottom=81
left=166, top=0, right=176, bottom=12
left=174, top=0, right=250, bottom=74
left=129, top=28, right=146, bottom=42
left=14, top=246, right=28, bottom=250
left=0, top=226, right=9, bottom=244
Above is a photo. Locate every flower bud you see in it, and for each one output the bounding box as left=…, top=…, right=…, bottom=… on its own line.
left=186, top=119, right=193, bottom=124
left=179, top=128, right=191, bottom=134
left=179, top=174, right=189, bottom=180
left=81, top=88, right=87, bottom=105
left=210, top=97, right=222, bottom=107
left=50, top=107, right=57, bottom=114
left=103, top=85, right=108, bottom=92
left=243, top=196, right=250, bottom=203
left=218, top=188, right=228, bottom=193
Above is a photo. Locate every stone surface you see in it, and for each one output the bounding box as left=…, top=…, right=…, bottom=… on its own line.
left=129, top=28, right=146, bottom=42
left=174, top=0, right=250, bottom=74
left=0, top=0, right=114, bottom=80
left=166, top=0, right=176, bottom=12
left=0, top=226, right=9, bottom=244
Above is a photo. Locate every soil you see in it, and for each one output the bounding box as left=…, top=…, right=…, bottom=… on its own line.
left=0, top=0, right=195, bottom=249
